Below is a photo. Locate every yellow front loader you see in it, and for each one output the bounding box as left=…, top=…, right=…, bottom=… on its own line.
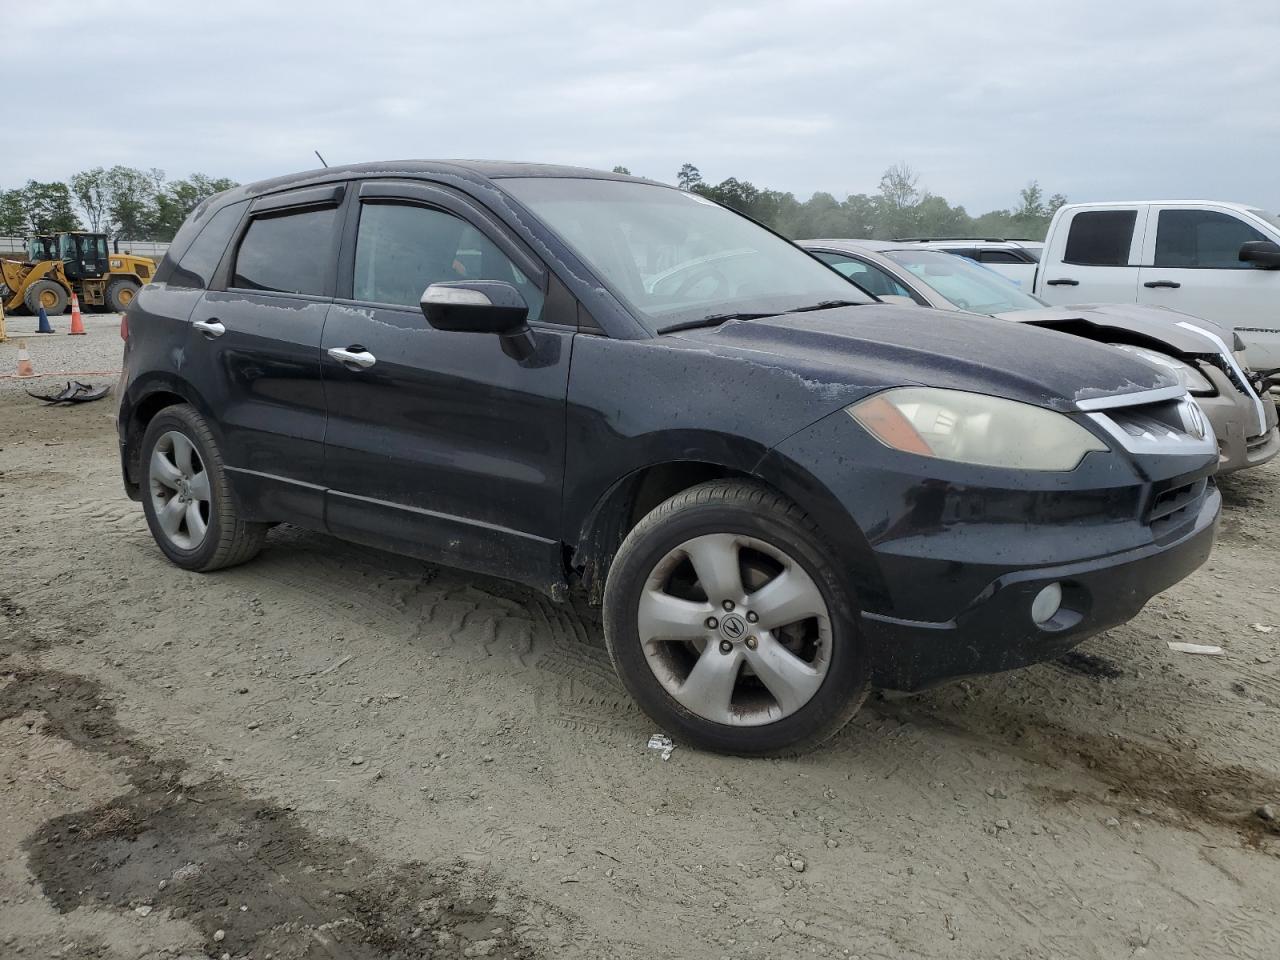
left=0, top=232, right=156, bottom=315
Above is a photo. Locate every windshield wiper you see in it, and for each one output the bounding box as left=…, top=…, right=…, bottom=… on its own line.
left=782, top=299, right=866, bottom=314
left=657, top=312, right=774, bottom=334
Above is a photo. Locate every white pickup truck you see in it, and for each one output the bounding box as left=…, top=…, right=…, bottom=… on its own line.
left=1033, top=201, right=1280, bottom=374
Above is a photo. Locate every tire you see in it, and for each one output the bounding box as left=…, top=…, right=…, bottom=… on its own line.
left=139, top=404, right=267, bottom=572
left=24, top=279, right=68, bottom=316
left=105, top=277, right=141, bottom=312
left=603, top=480, right=870, bottom=756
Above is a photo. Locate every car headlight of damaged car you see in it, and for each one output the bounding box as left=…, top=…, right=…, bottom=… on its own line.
left=847, top=387, right=1108, bottom=471
left=1109, top=344, right=1214, bottom=395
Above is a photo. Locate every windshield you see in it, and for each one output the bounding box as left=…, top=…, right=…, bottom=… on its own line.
left=499, top=177, right=871, bottom=331
left=884, top=250, right=1046, bottom=315
left=26, top=237, right=53, bottom=260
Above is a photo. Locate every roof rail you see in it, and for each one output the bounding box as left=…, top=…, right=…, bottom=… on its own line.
left=890, top=237, right=1012, bottom=243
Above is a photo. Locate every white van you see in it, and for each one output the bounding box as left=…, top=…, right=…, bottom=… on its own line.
left=1034, top=201, right=1280, bottom=372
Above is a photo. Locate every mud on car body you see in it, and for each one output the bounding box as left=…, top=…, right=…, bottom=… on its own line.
left=117, top=163, right=1221, bottom=755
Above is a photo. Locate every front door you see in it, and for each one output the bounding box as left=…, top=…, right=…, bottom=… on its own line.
left=1137, top=204, right=1280, bottom=371
left=320, top=180, right=574, bottom=591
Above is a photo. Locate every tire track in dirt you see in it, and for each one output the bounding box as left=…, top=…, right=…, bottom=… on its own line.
left=2, top=667, right=567, bottom=960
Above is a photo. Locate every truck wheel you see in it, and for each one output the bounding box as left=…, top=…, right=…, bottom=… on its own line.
left=602, top=480, right=870, bottom=756
left=24, top=280, right=68, bottom=316
left=140, top=404, right=267, bottom=572
left=105, top=277, right=141, bottom=312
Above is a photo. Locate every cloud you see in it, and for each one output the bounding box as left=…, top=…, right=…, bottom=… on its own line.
left=3, top=0, right=1277, bottom=213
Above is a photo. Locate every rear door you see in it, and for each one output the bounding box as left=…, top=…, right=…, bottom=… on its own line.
left=185, top=184, right=346, bottom=525
left=1138, top=204, right=1280, bottom=369
left=1038, top=205, right=1146, bottom=305
left=320, top=179, right=574, bottom=589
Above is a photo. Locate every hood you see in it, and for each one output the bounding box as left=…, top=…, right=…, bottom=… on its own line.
left=672, top=304, right=1176, bottom=412
left=994, top=303, right=1235, bottom=356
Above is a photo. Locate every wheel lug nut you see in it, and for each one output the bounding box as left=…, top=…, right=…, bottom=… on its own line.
left=722, top=600, right=734, bottom=612
left=719, top=640, right=733, bottom=654
left=746, top=611, right=758, bottom=623
left=745, top=636, right=758, bottom=650
left=705, top=617, right=719, bottom=629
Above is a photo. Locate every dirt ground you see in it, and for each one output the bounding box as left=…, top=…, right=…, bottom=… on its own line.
left=2, top=321, right=1280, bottom=959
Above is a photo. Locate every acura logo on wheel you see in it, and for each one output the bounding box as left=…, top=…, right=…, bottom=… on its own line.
left=721, top=614, right=746, bottom=640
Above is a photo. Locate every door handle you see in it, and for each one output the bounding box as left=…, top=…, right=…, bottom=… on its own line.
left=192, top=319, right=225, bottom=338
left=1143, top=280, right=1182, bottom=289
left=1046, top=278, right=1079, bottom=286
left=327, top=346, right=377, bottom=369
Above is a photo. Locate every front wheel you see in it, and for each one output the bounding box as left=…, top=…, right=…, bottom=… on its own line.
left=140, top=404, right=267, bottom=571
left=603, top=480, right=869, bottom=756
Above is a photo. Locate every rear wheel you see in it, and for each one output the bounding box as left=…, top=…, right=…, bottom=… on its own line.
left=24, top=280, right=68, bottom=316
left=603, top=480, right=870, bottom=756
left=140, top=404, right=267, bottom=571
left=105, top=277, right=141, bottom=312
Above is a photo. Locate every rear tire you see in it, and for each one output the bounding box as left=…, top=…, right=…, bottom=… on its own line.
left=140, top=404, right=267, bottom=572
left=24, top=280, right=68, bottom=316
left=105, top=277, right=141, bottom=312
left=602, top=480, right=870, bottom=756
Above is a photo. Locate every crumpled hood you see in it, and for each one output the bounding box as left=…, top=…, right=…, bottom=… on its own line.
left=672, top=304, right=1176, bottom=412
left=994, top=303, right=1235, bottom=356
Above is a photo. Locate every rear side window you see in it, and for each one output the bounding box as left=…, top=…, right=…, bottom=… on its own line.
left=168, top=201, right=246, bottom=289
left=1154, top=209, right=1266, bottom=269
left=1064, top=210, right=1136, bottom=266
left=352, top=202, right=544, bottom=319
left=977, top=250, right=1023, bottom=264
left=233, top=206, right=337, bottom=296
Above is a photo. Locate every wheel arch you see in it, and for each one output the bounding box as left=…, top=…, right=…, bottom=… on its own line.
left=120, top=375, right=223, bottom=491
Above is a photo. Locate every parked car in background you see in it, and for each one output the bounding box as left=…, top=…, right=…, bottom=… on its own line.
left=1034, top=201, right=1280, bottom=377
left=800, top=239, right=1280, bottom=474
left=119, top=163, right=1221, bottom=755
left=887, top=237, right=1043, bottom=287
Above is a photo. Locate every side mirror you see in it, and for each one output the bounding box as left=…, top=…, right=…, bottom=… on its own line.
left=1239, top=240, right=1280, bottom=269
left=420, top=280, right=536, bottom=360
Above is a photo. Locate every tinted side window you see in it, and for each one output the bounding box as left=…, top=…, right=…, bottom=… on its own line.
left=168, top=201, right=246, bottom=289
left=353, top=202, right=544, bottom=320
left=232, top=206, right=337, bottom=295
left=977, top=250, right=1023, bottom=264
left=1064, top=210, right=1136, bottom=266
left=814, top=252, right=913, bottom=299
left=1154, top=209, right=1266, bottom=269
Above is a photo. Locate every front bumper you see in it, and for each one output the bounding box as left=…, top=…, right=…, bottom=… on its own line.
left=865, top=484, right=1220, bottom=690
left=1196, top=366, right=1280, bottom=473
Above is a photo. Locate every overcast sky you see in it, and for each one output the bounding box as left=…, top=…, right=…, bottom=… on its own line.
left=8, top=0, right=1278, bottom=213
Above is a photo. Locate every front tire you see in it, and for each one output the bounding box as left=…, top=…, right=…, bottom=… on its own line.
left=24, top=279, right=68, bottom=316
left=603, top=480, right=869, bottom=756
left=140, top=404, right=266, bottom=571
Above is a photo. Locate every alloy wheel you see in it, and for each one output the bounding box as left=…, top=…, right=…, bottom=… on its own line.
left=148, top=430, right=212, bottom=550
left=637, top=533, right=832, bottom=726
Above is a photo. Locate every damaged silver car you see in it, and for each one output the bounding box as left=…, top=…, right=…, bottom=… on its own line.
left=801, top=240, right=1280, bottom=473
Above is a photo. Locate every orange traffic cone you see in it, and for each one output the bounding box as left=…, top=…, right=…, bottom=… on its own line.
left=69, top=293, right=86, bottom=335
left=16, top=339, right=34, bottom=377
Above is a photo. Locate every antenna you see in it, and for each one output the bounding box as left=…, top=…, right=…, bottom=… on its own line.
left=314, top=150, right=329, bottom=168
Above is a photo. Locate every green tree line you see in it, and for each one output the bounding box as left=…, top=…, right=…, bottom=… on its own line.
left=3, top=160, right=1063, bottom=244
left=663, top=161, right=1066, bottom=241
left=0, top=168, right=238, bottom=241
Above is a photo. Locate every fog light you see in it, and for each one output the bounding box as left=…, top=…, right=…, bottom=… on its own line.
left=1031, top=583, right=1063, bottom=626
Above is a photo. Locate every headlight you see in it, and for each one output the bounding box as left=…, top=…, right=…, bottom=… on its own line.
left=1110, top=344, right=1214, bottom=394
left=847, top=387, right=1107, bottom=471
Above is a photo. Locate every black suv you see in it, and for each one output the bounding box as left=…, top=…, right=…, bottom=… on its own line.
left=118, top=162, right=1221, bottom=754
